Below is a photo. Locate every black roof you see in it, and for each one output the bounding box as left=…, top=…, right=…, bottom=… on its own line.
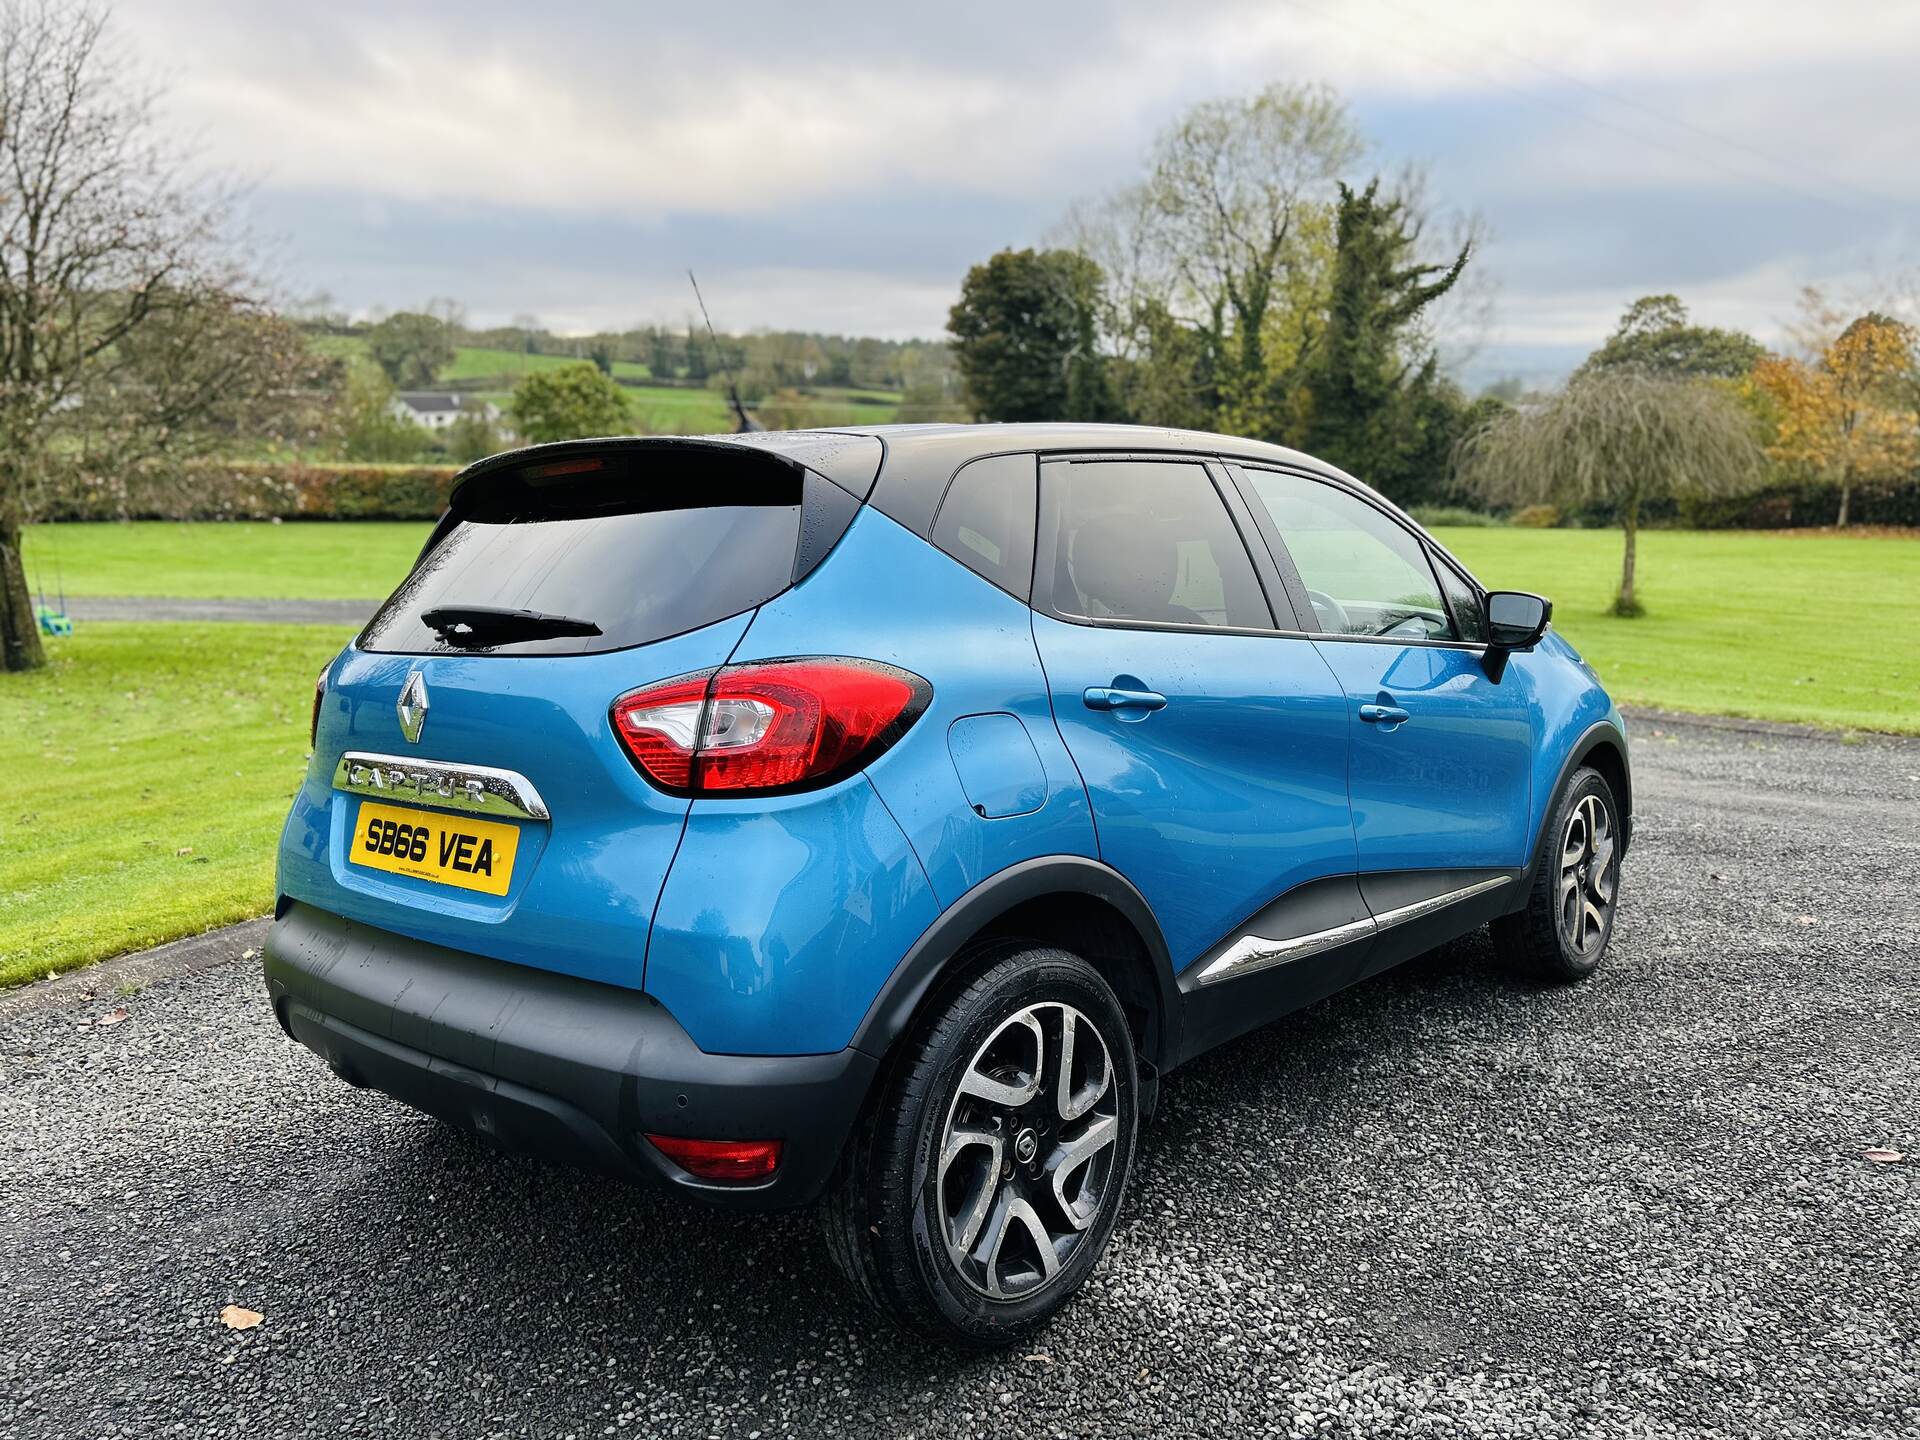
left=828, top=423, right=1354, bottom=540
left=451, top=422, right=1357, bottom=518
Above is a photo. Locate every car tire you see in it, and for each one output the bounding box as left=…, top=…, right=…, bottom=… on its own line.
left=1491, top=765, right=1623, bottom=982
left=819, top=944, right=1139, bottom=1346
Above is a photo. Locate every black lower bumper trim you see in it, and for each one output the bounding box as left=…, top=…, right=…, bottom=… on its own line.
left=264, top=902, right=875, bottom=1211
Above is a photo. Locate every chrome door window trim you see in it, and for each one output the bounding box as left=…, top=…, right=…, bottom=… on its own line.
left=1191, top=874, right=1512, bottom=987
left=333, top=751, right=551, bottom=821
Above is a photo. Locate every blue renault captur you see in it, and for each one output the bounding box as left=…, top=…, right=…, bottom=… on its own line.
left=266, top=424, right=1630, bottom=1344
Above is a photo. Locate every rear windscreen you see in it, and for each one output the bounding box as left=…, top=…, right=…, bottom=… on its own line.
left=359, top=455, right=804, bottom=655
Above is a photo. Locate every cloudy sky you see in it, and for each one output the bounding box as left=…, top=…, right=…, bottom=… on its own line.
left=125, top=0, right=1920, bottom=385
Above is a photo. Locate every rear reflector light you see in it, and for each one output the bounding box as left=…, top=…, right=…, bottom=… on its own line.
left=611, top=657, right=930, bottom=796
left=644, top=1134, right=783, bottom=1183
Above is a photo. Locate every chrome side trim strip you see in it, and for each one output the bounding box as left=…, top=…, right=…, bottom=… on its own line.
left=1370, top=874, right=1511, bottom=931
left=1193, top=916, right=1378, bottom=987
left=1191, top=874, right=1514, bottom=988
left=332, top=751, right=550, bottom=821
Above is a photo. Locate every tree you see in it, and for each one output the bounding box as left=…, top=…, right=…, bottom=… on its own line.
left=947, top=249, right=1116, bottom=422
left=0, top=3, right=291, bottom=669
left=337, top=369, right=430, bottom=462
left=67, top=294, right=338, bottom=486
left=646, top=329, right=678, bottom=381
left=1457, top=372, right=1762, bottom=616
left=366, top=311, right=455, bottom=389
left=443, top=405, right=503, bottom=464
left=508, top=362, right=631, bottom=444
left=683, top=323, right=710, bottom=382
left=1750, top=313, right=1918, bottom=527
left=1109, top=297, right=1215, bottom=431
left=1576, top=295, right=1764, bottom=380
left=1296, top=180, right=1469, bottom=501
left=1135, top=84, right=1362, bottom=433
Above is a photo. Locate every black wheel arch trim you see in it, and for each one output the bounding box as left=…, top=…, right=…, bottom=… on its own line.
left=1524, top=720, right=1633, bottom=892
left=846, top=855, right=1181, bottom=1070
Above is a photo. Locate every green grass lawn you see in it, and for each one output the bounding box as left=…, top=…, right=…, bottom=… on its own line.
left=3, top=524, right=1914, bottom=986
left=26, top=521, right=1920, bottom=731
left=0, top=623, right=354, bottom=985
left=1433, top=527, right=1920, bottom=734
left=24, top=521, right=429, bottom=599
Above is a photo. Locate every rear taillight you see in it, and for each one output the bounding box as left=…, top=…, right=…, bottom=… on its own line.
left=310, top=664, right=328, bottom=747
left=644, top=1134, right=783, bottom=1184
left=611, top=657, right=930, bottom=796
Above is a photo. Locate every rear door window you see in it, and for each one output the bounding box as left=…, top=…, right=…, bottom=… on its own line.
left=1038, top=459, right=1272, bottom=630
left=361, top=454, right=804, bottom=655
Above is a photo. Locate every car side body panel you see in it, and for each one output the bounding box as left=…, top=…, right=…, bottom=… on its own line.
left=643, top=775, right=943, bottom=1055
left=1310, top=638, right=1536, bottom=872
left=1031, top=613, right=1357, bottom=970
left=639, top=506, right=1100, bottom=1056
left=1509, top=631, right=1630, bottom=858
left=731, top=506, right=1100, bottom=909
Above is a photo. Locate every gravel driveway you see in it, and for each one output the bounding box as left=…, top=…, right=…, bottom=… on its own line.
left=2, top=715, right=1915, bottom=1439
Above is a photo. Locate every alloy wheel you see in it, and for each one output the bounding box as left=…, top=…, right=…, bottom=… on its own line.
left=935, top=1002, right=1121, bottom=1300
left=1557, top=792, right=1617, bottom=956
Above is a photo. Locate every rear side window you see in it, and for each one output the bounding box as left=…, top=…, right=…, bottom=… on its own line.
left=1039, top=460, right=1271, bottom=630
left=1242, top=471, right=1453, bottom=641
left=361, top=452, right=805, bottom=655
left=931, top=452, right=1037, bottom=599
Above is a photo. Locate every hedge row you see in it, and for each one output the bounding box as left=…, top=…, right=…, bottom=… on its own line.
left=44, top=462, right=461, bottom=522
left=41, top=459, right=1920, bottom=530
left=1675, top=480, right=1920, bottom=530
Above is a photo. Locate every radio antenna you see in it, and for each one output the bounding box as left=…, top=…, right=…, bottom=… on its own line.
left=688, top=269, right=759, bottom=432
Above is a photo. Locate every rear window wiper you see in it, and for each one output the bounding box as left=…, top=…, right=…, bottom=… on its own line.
left=420, top=605, right=604, bottom=645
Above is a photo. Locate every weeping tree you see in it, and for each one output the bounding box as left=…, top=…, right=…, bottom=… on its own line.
left=1456, top=371, right=1762, bottom=616
left=0, top=2, right=291, bottom=670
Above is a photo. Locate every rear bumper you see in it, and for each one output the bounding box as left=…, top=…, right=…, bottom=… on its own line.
left=263, top=901, right=876, bottom=1211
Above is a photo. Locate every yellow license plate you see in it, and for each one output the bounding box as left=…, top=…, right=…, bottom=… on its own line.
left=350, top=801, right=520, bottom=896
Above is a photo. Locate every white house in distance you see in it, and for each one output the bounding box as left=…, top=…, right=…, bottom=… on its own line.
left=390, top=393, right=501, bottom=431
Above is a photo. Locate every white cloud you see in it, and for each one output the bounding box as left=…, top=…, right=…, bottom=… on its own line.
left=115, top=0, right=1920, bottom=358
left=126, top=0, right=1920, bottom=214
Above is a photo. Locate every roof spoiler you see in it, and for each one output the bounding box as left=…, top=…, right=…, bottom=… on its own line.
left=448, top=433, right=885, bottom=509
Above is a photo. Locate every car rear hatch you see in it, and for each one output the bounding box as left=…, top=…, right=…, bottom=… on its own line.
left=278, top=434, right=879, bottom=990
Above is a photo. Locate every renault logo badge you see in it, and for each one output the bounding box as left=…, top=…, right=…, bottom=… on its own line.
left=396, top=671, right=430, bottom=743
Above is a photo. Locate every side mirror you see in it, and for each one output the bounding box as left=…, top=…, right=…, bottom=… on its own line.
left=1482, top=591, right=1551, bottom=681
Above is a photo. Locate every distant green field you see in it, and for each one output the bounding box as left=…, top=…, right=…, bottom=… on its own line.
left=303, top=333, right=902, bottom=434
left=623, top=383, right=900, bottom=434
left=307, top=334, right=651, bottom=383
left=441, top=345, right=652, bottom=383
left=1433, top=527, right=1920, bottom=734
left=0, top=622, right=355, bottom=984
left=23, top=521, right=1919, bottom=734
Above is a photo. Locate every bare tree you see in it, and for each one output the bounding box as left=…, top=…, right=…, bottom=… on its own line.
left=1456, top=372, right=1763, bottom=616
left=0, top=2, right=281, bottom=669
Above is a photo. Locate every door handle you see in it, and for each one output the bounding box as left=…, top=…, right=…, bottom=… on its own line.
left=1084, top=686, right=1168, bottom=713
left=1358, top=702, right=1410, bottom=725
